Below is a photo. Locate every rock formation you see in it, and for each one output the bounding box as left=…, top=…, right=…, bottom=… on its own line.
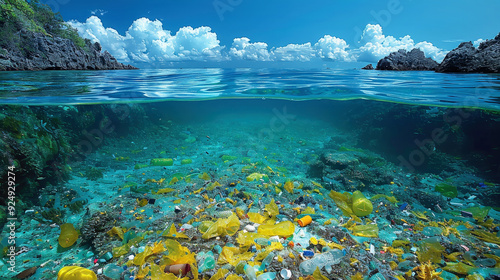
left=362, top=64, right=374, bottom=70
left=376, top=49, right=438, bottom=71
left=436, top=33, right=500, bottom=73
left=0, top=31, right=136, bottom=71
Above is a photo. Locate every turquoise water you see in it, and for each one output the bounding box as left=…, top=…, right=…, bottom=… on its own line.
left=1, top=69, right=499, bottom=110
left=1, top=69, right=500, bottom=279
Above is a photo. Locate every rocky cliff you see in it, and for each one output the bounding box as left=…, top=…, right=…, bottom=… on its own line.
left=0, top=0, right=136, bottom=71
left=0, top=31, right=136, bottom=71
left=436, top=33, right=500, bottom=73
left=375, top=49, right=438, bottom=71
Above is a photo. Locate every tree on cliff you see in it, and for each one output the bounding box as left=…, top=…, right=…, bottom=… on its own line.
left=0, top=0, right=86, bottom=52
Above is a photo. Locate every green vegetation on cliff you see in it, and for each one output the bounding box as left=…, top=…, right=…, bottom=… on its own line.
left=0, top=0, right=86, bottom=50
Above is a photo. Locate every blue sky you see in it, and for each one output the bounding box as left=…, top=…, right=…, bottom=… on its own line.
left=48, top=0, right=500, bottom=68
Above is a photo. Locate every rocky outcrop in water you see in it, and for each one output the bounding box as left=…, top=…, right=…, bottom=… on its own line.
left=362, top=64, right=374, bottom=70
left=436, top=33, right=500, bottom=73
left=376, top=49, right=438, bottom=71
left=0, top=31, right=136, bottom=71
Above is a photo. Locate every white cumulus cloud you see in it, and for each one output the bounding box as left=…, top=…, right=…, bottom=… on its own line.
left=272, top=43, right=315, bottom=62
left=229, top=38, right=271, bottom=61
left=356, top=24, right=446, bottom=63
left=69, top=18, right=448, bottom=66
left=473, top=39, right=485, bottom=48
left=314, top=35, right=354, bottom=61
left=69, top=16, right=223, bottom=63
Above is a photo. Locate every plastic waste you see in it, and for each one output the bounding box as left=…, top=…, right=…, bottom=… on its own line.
left=244, top=264, right=257, bottom=280
left=257, top=272, right=277, bottom=280
left=213, top=244, right=223, bottom=254
left=164, top=264, right=191, bottom=276
left=258, top=221, right=295, bottom=236
left=303, top=250, right=315, bottom=258
left=103, top=264, right=123, bottom=280
left=280, top=269, right=292, bottom=279
left=351, top=190, right=373, bottom=217
left=102, top=252, right=113, bottom=261
left=197, top=251, right=216, bottom=272
left=259, top=252, right=275, bottom=270
left=254, top=238, right=271, bottom=246
left=351, top=224, right=379, bottom=238
left=298, top=215, right=312, bottom=227
left=58, top=223, right=78, bottom=248
left=201, top=212, right=240, bottom=239
left=57, top=266, right=97, bottom=280
left=299, top=249, right=345, bottom=275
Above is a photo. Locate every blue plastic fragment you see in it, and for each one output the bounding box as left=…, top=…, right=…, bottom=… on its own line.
left=399, top=202, right=408, bottom=210
left=302, top=250, right=314, bottom=257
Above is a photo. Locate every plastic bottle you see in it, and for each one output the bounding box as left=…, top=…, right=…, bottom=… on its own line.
left=257, top=272, right=277, bottom=280
left=299, top=249, right=345, bottom=275
left=244, top=264, right=257, bottom=280
left=259, top=252, right=275, bottom=270
left=197, top=251, right=215, bottom=272
left=254, top=238, right=271, bottom=246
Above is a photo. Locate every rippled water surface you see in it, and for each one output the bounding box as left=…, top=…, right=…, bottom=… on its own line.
left=0, top=69, right=499, bottom=109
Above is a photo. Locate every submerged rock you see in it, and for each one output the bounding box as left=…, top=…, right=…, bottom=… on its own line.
left=376, top=49, right=438, bottom=71
left=436, top=33, right=500, bottom=73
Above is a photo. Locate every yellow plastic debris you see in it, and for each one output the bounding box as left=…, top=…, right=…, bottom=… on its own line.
left=57, top=266, right=96, bottom=280
left=248, top=212, right=268, bottom=224
left=264, top=199, right=279, bottom=218
left=312, top=266, right=329, bottom=280
left=201, top=213, right=240, bottom=239
left=199, top=172, right=210, bottom=180
left=310, top=237, right=318, bottom=245
left=351, top=224, right=379, bottom=238
left=209, top=268, right=229, bottom=280
left=284, top=181, right=294, bottom=194
left=58, top=223, right=78, bottom=248
left=169, top=177, right=179, bottom=185
left=246, top=173, right=266, bottom=182
left=207, top=181, right=222, bottom=191
left=236, top=232, right=268, bottom=248
left=107, top=226, right=126, bottom=240
left=258, top=221, right=295, bottom=236
left=161, top=223, right=189, bottom=239
left=217, top=246, right=254, bottom=266
left=328, top=190, right=355, bottom=217
left=351, top=191, right=373, bottom=217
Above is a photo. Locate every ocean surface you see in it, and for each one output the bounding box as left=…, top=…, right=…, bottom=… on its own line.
left=1, top=69, right=499, bottom=109
left=1, top=69, right=500, bottom=279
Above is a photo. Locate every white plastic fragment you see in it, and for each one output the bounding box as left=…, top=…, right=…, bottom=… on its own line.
left=411, top=247, right=418, bottom=252
left=468, top=195, right=476, bottom=200
left=97, top=268, right=103, bottom=275
left=450, top=202, right=464, bottom=206
left=280, top=268, right=292, bottom=279
left=128, top=255, right=135, bottom=260
left=245, top=225, right=256, bottom=232
left=180, top=224, right=193, bottom=230
left=25, top=210, right=35, bottom=214
left=369, top=244, right=375, bottom=255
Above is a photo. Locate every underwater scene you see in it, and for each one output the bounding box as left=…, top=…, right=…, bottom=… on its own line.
left=1, top=69, right=500, bottom=280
